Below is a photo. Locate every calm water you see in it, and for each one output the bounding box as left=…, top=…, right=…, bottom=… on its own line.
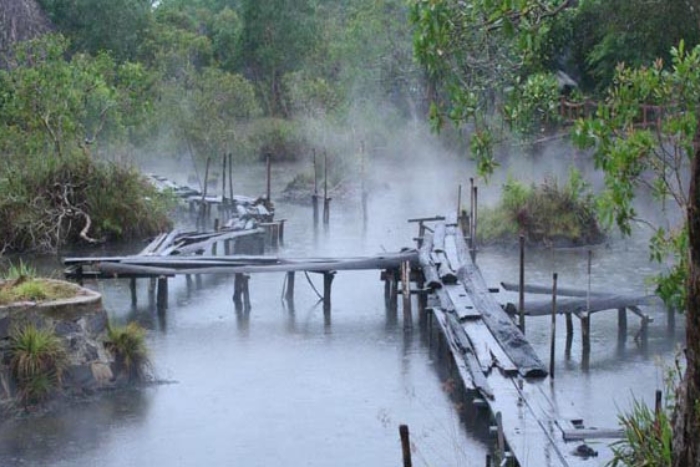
left=0, top=156, right=684, bottom=466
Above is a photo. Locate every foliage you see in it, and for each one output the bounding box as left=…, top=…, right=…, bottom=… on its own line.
left=246, top=118, right=310, bottom=162
left=237, top=0, right=320, bottom=117
left=503, top=73, right=562, bottom=134
left=9, top=324, right=68, bottom=406
left=0, top=34, right=156, bottom=160
left=38, top=0, right=153, bottom=62
left=478, top=169, right=603, bottom=246
left=105, top=322, right=150, bottom=382
left=2, top=260, right=37, bottom=280
left=608, top=397, right=673, bottom=467
left=573, top=41, right=700, bottom=310
left=0, top=154, right=174, bottom=253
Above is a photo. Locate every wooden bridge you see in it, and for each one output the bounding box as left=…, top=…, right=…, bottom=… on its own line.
left=61, top=208, right=662, bottom=466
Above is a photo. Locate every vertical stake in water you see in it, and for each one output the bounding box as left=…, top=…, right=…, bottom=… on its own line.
left=457, top=184, right=462, bottom=220
left=361, top=140, right=368, bottom=233
left=221, top=152, right=227, bottom=206
left=519, top=235, right=525, bottom=333
left=471, top=186, right=478, bottom=261
left=550, top=272, right=558, bottom=379
left=312, top=150, right=319, bottom=231
left=228, top=153, right=233, bottom=203
left=401, top=260, right=412, bottom=329
left=323, top=151, right=330, bottom=230
left=266, top=153, right=272, bottom=204
left=583, top=250, right=592, bottom=356
left=469, top=177, right=475, bottom=251
left=200, top=156, right=211, bottom=228
left=399, top=424, right=412, bottom=467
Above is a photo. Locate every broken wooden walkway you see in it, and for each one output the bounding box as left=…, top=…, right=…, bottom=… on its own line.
left=418, top=216, right=619, bottom=466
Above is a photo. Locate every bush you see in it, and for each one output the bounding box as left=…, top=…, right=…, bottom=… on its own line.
left=478, top=169, right=605, bottom=246
left=608, top=397, right=672, bottom=466
left=0, top=154, right=174, bottom=253
left=9, top=324, right=68, bottom=407
left=105, top=322, right=150, bottom=382
left=245, top=118, right=311, bottom=162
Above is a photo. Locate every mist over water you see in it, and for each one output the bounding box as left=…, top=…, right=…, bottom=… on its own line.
left=0, top=131, right=685, bottom=466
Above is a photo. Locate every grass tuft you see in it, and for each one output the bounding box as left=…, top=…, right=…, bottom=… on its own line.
left=105, top=322, right=151, bottom=382
left=9, top=324, right=68, bottom=407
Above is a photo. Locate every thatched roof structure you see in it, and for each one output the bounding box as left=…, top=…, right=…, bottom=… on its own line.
left=0, top=0, right=52, bottom=67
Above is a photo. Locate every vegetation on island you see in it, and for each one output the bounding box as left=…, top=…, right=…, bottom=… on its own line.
left=478, top=169, right=603, bottom=247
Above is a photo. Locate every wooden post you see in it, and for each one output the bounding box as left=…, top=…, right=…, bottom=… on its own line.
left=285, top=271, right=295, bottom=302
left=212, top=218, right=220, bottom=255
left=156, top=276, right=168, bottom=311
left=496, top=412, right=505, bottom=463
left=457, top=184, right=462, bottom=220
left=361, top=141, right=368, bottom=233
left=618, top=307, right=628, bottom=341
left=200, top=156, right=211, bottom=224
left=242, top=274, right=251, bottom=310
left=278, top=219, right=285, bottom=246
left=228, top=153, right=234, bottom=203
left=130, top=277, right=137, bottom=306
left=469, top=177, right=474, bottom=251
left=233, top=273, right=243, bottom=308
left=471, top=186, right=478, bottom=260
left=565, top=312, right=574, bottom=356
left=518, top=235, right=525, bottom=333
left=390, top=268, right=399, bottom=311
left=399, top=424, right=412, bottom=467
left=655, top=389, right=663, bottom=416
left=323, top=271, right=335, bottom=315
left=582, top=312, right=591, bottom=355
left=667, top=307, right=676, bottom=336
left=323, top=152, right=330, bottom=229
left=550, top=272, right=558, bottom=379
left=221, top=152, right=227, bottom=205
left=266, top=153, right=272, bottom=203
left=76, top=265, right=84, bottom=286
left=148, top=277, right=156, bottom=297
left=401, top=260, right=412, bottom=329
left=312, top=151, right=319, bottom=231
left=323, top=271, right=334, bottom=306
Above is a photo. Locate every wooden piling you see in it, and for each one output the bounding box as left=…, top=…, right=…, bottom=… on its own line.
left=618, top=307, right=627, bottom=341
left=313, top=151, right=319, bottom=231
left=130, top=277, right=137, bottom=306
left=496, top=411, right=505, bottom=463
left=323, top=271, right=335, bottom=315
left=212, top=218, right=220, bottom=255
left=550, top=273, right=558, bottom=379
left=399, top=424, right=412, bottom=467
left=285, top=271, right=295, bottom=302
left=582, top=312, right=591, bottom=355
left=518, top=235, right=525, bottom=333
left=242, top=274, right=251, bottom=310
left=156, top=276, right=168, bottom=311
left=323, top=152, right=330, bottom=229
left=221, top=152, right=227, bottom=204
left=565, top=312, right=574, bottom=356
left=471, top=185, right=478, bottom=260
left=266, top=153, right=272, bottom=203
left=233, top=273, right=243, bottom=308
left=401, top=260, right=412, bottom=329
left=228, top=153, right=233, bottom=203
left=200, top=156, right=211, bottom=224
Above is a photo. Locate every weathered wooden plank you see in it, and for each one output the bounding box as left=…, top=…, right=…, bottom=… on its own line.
left=175, top=228, right=265, bottom=254
left=418, top=231, right=443, bottom=290
left=513, top=296, right=658, bottom=317
left=443, top=284, right=480, bottom=320
left=443, top=223, right=547, bottom=377
left=446, top=313, right=494, bottom=398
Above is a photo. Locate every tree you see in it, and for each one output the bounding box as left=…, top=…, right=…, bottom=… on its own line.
left=236, top=0, right=320, bottom=117
left=37, top=0, right=153, bottom=62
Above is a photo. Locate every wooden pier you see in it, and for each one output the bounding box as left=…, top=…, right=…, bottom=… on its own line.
left=417, top=216, right=621, bottom=466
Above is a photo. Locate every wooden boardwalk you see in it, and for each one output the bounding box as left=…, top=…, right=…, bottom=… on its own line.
left=419, top=217, right=619, bottom=466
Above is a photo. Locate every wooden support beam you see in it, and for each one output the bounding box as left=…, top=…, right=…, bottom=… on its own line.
left=156, top=276, right=168, bottom=311
left=565, top=312, right=574, bottom=356
left=401, top=260, right=412, bottom=329
left=130, top=277, right=137, bottom=306
left=618, top=307, right=627, bottom=342
left=323, top=271, right=335, bottom=315
left=399, top=425, right=412, bottom=467
left=285, top=271, right=295, bottom=302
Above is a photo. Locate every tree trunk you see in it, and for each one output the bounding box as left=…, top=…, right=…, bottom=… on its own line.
left=673, top=125, right=700, bottom=467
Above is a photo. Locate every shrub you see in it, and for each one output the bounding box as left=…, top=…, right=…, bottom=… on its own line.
left=105, top=322, right=150, bottom=382
left=478, top=169, right=604, bottom=246
left=608, top=397, right=672, bottom=466
left=9, top=324, right=68, bottom=407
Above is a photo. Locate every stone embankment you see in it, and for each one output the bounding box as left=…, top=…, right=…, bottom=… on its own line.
left=0, top=280, right=113, bottom=404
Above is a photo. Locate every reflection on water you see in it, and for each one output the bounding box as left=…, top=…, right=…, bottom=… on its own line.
left=0, top=160, right=685, bottom=466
